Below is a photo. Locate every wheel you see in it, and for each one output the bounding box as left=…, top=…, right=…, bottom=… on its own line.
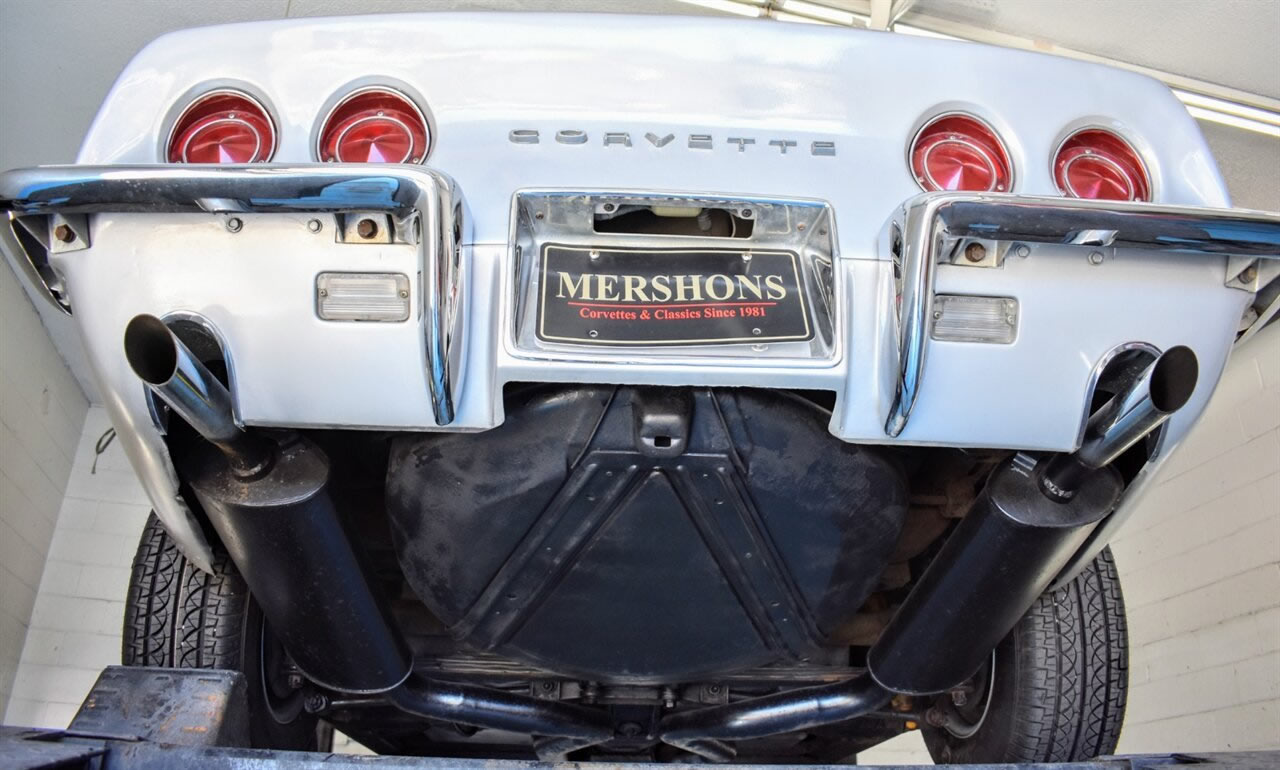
left=922, top=547, right=1128, bottom=763
left=122, top=513, right=332, bottom=751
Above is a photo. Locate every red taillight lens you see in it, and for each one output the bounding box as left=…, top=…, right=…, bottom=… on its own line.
left=910, top=114, right=1013, bottom=193
left=318, top=88, right=430, bottom=164
left=1053, top=129, right=1150, bottom=202
left=167, top=91, right=275, bottom=164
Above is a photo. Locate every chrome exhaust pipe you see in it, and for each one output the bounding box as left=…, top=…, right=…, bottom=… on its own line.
left=1041, top=345, right=1199, bottom=500
left=123, top=314, right=273, bottom=478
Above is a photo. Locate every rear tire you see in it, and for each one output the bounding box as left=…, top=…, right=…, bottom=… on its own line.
left=123, top=514, right=331, bottom=751
left=922, top=547, right=1128, bottom=763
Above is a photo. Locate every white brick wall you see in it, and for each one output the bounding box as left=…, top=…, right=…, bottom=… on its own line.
left=1111, top=321, right=1280, bottom=753
left=4, top=325, right=1278, bottom=761
left=0, top=260, right=89, bottom=718
left=2, top=407, right=148, bottom=728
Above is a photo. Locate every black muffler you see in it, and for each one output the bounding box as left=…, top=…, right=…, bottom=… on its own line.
left=124, top=315, right=613, bottom=745
left=124, top=315, right=411, bottom=693
left=660, top=345, right=1198, bottom=760
left=868, top=345, right=1198, bottom=695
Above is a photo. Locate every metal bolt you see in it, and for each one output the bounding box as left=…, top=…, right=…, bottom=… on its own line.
left=950, top=688, right=969, bottom=707
left=286, top=674, right=304, bottom=690
left=53, top=224, right=75, bottom=243
left=303, top=693, right=328, bottom=714
left=535, top=211, right=545, bottom=220
left=1015, top=244, right=1031, bottom=258
left=818, top=228, right=828, bottom=236
left=225, top=217, right=243, bottom=233
left=925, top=707, right=946, bottom=728
left=706, top=683, right=722, bottom=695
left=602, top=202, right=616, bottom=213
left=356, top=218, right=379, bottom=239
left=589, top=250, right=600, bottom=260
left=306, top=219, right=323, bottom=233
left=964, top=242, right=986, bottom=263
left=588, top=330, right=598, bottom=338
left=741, top=209, right=753, bottom=218
left=318, top=288, right=328, bottom=297
left=1088, top=250, right=1105, bottom=265
left=541, top=681, right=556, bottom=692
left=933, top=310, right=942, bottom=319
left=1240, top=265, right=1258, bottom=283
left=752, top=328, right=762, bottom=336
left=890, top=694, right=914, bottom=712
left=399, top=290, right=409, bottom=298
left=797, top=222, right=806, bottom=231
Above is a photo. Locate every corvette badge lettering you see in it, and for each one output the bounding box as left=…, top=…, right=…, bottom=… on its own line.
left=510, top=129, right=835, bottom=156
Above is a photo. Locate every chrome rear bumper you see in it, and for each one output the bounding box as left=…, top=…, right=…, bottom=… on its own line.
left=3, top=165, right=1278, bottom=571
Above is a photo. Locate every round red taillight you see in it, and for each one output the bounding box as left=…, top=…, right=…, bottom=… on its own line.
left=1053, top=129, right=1150, bottom=202
left=910, top=114, right=1013, bottom=193
left=318, top=88, right=430, bottom=164
left=167, top=91, right=275, bottom=164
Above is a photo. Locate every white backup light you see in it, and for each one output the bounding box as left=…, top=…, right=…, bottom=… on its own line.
left=931, top=295, right=1019, bottom=344
left=316, top=273, right=411, bottom=322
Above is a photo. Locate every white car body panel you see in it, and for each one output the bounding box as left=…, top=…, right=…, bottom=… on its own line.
left=7, top=13, right=1268, bottom=567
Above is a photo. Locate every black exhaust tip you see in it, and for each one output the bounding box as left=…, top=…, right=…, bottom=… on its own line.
left=1149, top=345, right=1198, bottom=414
left=124, top=314, right=179, bottom=386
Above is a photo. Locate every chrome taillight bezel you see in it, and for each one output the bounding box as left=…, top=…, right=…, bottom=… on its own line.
left=314, top=85, right=432, bottom=165
left=907, top=111, right=1015, bottom=194
left=163, top=87, right=278, bottom=164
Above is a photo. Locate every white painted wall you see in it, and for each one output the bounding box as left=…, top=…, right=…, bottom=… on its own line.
left=0, top=262, right=89, bottom=718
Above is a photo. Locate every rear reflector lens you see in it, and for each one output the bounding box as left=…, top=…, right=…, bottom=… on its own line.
left=1053, top=129, right=1150, bottom=202
left=931, top=295, right=1018, bottom=344
left=167, top=91, right=276, bottom=164
left=910, top=114, right=1013, bottom=193
left=316, top=273, right=411, bottom=322
left=318, top=88, right=430, bottom=164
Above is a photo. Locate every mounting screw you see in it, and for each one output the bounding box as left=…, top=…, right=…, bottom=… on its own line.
left=303, top=693, right=328, bottom=714
left=589, top=250, right=600, bottom=260
left=891, top=694, right=914, bottom=712
left=306, top=219, right=323, bottom=233
left=53, top=224, right=75, bottom=243
left=399, top=289, right=409, bottom=298
left=602, top=202, right=616, bottom=213
left=741, top=208, right=753, bottom=218
left=1088, top=250, right=1105, bottom=265
left=1240, top=265, right=1258, bottom=283
left=541, top=680, right=556, bottom=692
left=534, top=211, right=545, bottom=220
left=706, top=683, right=722, bottom=695
left=318, top=288, right=328, bottom=297
left=797, top=222, right=806, bottom=231
left=356, top=218, right=379, bottom=239
left=225, top=217, right=243, bottom=233
left=950, top=688, right=969, bottom=707
left=925, top=707, right=946, bottom=728
left=1015, top=244, right=1031, bottom=258
left=964, top=242, right=986, bottom=263
left=286, top=674, right=304, bottom=690
left=588, top=329, right=599, bottom=338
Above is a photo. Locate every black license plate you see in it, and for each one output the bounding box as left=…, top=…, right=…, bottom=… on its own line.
left=537, top=245, right=812, bottom=346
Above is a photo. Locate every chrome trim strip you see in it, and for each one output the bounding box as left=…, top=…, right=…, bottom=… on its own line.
left=884, top=192, right=1280, bottom=437
left=0, top=164, right=466, bottom=426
